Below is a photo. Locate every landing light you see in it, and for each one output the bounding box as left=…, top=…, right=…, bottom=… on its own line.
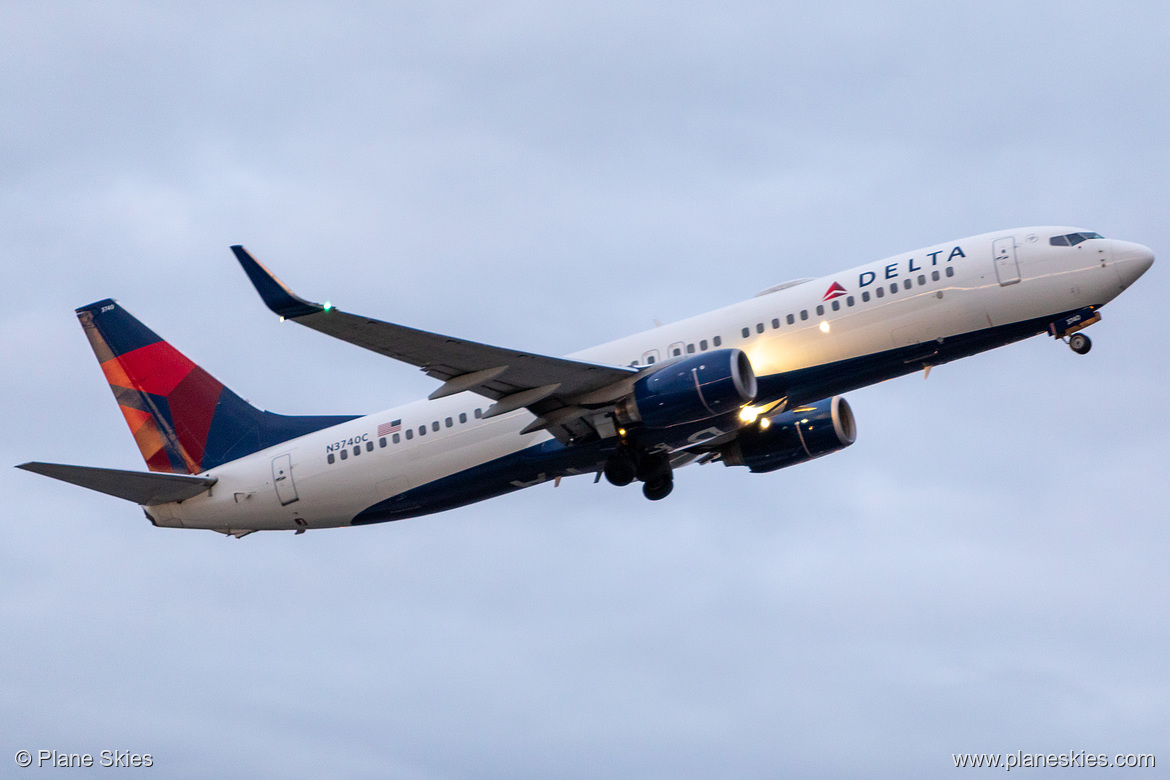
left=819, top=321, right=830, bottom=333
left=759, top=417, right=771, bottom=430
left=739, top=406, right=761, bottom=424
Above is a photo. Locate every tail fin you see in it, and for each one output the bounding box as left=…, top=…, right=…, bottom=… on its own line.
left=76, top=299, right=356, bottom=474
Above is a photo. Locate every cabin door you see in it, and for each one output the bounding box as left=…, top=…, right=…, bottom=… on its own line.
left=272, top=453, right=299, bottom=506
left=993, top=237, right=1021, bottom=286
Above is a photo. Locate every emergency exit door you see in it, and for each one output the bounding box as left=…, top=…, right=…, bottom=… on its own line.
left=272, top=453, right=299, bottom=506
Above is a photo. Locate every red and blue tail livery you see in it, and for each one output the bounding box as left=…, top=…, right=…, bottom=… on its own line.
left=75, top=299, right=354, bottom=475
left=18, top=227, right=1153, bottom=536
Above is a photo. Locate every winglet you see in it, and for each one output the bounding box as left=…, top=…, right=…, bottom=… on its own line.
left=231, top=245, right=324, bottom=319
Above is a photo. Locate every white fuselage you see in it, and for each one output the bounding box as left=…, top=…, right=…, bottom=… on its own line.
left=146, top=227, right=1151, bottom=534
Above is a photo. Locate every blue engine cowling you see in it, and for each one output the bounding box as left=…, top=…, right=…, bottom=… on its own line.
left=625, top=349, right=757, bottom=429
left=721, top=396, right=856, bottom=473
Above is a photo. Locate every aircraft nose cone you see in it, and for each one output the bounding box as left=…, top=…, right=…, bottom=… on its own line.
left=1112, top=240, right=1155, bottom=288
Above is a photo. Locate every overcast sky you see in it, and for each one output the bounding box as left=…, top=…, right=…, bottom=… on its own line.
left=2, top=2, right=1167, bottom=777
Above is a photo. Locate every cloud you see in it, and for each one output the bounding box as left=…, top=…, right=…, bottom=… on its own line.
left=2, top=2, right=1167, bottom=777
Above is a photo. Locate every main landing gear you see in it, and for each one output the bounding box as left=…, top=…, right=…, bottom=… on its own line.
left=603, top=448, right=673, bottom=501
left=1068, top=333, right=1092, bottom=355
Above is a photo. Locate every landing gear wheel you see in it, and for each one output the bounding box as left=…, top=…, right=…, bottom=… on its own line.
left=1069, top=333, right=1092, bottom=355
left=603, top=453, right=636, bottom=487
left=642, top=478, right=673, bottom=501
left=636, top=452, right=671, bottom=483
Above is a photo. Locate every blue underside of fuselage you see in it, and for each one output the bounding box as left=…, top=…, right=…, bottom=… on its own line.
left=350, top=308, right=1083, bottom=525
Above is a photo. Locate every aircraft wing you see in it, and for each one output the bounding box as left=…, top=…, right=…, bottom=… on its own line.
left=232, top=246, right=637, bottom=440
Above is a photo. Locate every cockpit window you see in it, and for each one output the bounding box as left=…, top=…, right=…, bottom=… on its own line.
left=1050, top=231, right=1104, bottom=247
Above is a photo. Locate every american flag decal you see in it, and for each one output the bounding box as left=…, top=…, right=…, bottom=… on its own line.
left=378, top=419, right=402, bottom=436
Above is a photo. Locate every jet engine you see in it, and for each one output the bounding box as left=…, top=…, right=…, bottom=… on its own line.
left=617, top=349, right=757, bottom=429
left=721, top=396, right=856, bottom=473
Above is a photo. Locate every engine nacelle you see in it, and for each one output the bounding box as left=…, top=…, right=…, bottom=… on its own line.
left=721, top=396, right=856, bottom=473
left=620, top=349, right=757, bottom=429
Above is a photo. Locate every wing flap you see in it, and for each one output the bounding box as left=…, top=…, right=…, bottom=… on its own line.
left=18, top=462, right=217, bottom=505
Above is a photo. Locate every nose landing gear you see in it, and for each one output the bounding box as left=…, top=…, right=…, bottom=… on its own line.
left=1048, top=307, right=1100, bottom=356
left=1068, top=333, right=1092, bottom=355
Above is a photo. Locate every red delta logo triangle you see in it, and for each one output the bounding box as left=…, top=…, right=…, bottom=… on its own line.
left=822, top=282, right=847, bottom=301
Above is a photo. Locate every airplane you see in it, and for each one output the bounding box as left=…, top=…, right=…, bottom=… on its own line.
left=18, top=227, right=1154, bottom=537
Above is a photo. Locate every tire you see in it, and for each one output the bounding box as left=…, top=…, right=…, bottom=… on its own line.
left=642, top=478, right=673, bottom=501
left=1069, top=333, right=1092, bottom=355
left=636, top=452, right=671, bottom=483
left=604, top=453, right=636, bottom=487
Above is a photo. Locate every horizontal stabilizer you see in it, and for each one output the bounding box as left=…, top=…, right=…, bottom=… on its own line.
left=17, top=462, right=217, bottom=505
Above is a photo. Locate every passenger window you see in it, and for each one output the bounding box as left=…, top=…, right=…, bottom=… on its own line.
left=328, top=453, right=335, bottom=464
left=445, top=417, right=453, bottom=428
left=686, top=343, right=695, bottom=354
left=393, top=433, right=401, bottom=444
left=816, top=305, right=824, bottom=316
left=876, top=288, right=884, bottom=298
left=945, top=266, right=955, bottom=278
left=931, top=270, right=940, bottom=281
left=903, top=278, right=912, bottom=289
left=890, top=282, right=899, bottom=293
left=786, top=313, right=794, bottom=325
left=846, top=295, right=855, bottom=306
left=862, top=291, right=870, bottom=302
left=354, top=446, right=361, bottom=456
left=474, top=408, right=482, bottom=418
left=918, top=274, right=926, bottom=285
left=741, top=327, right=750, bottom=338
left=459, top=412, right=467, bottom=423
left=756, top=323, right=764, bottom=334
left=672, top=347, right=681, bottom=356
left=405, top=429, right=413, bottom=440
left=831, top=300, right=840, bottom=311
left=379, top=437, right=386, bottom=448
left=647, top=355, right=656, bottom=364
left=713, top=335, right=722, bottom=347
left=366, top=441, right=374, bottom=452
left=419, top=426, right=426, bottom=436
left=340, top=449, right=348, bottom=460
left=800, top=310, right=809, bottom=321
left=432, top=421, right=440, bottom=432
left=699, top=339, right=708, bottom=351
left=771, top=318, right=780, bottom=329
